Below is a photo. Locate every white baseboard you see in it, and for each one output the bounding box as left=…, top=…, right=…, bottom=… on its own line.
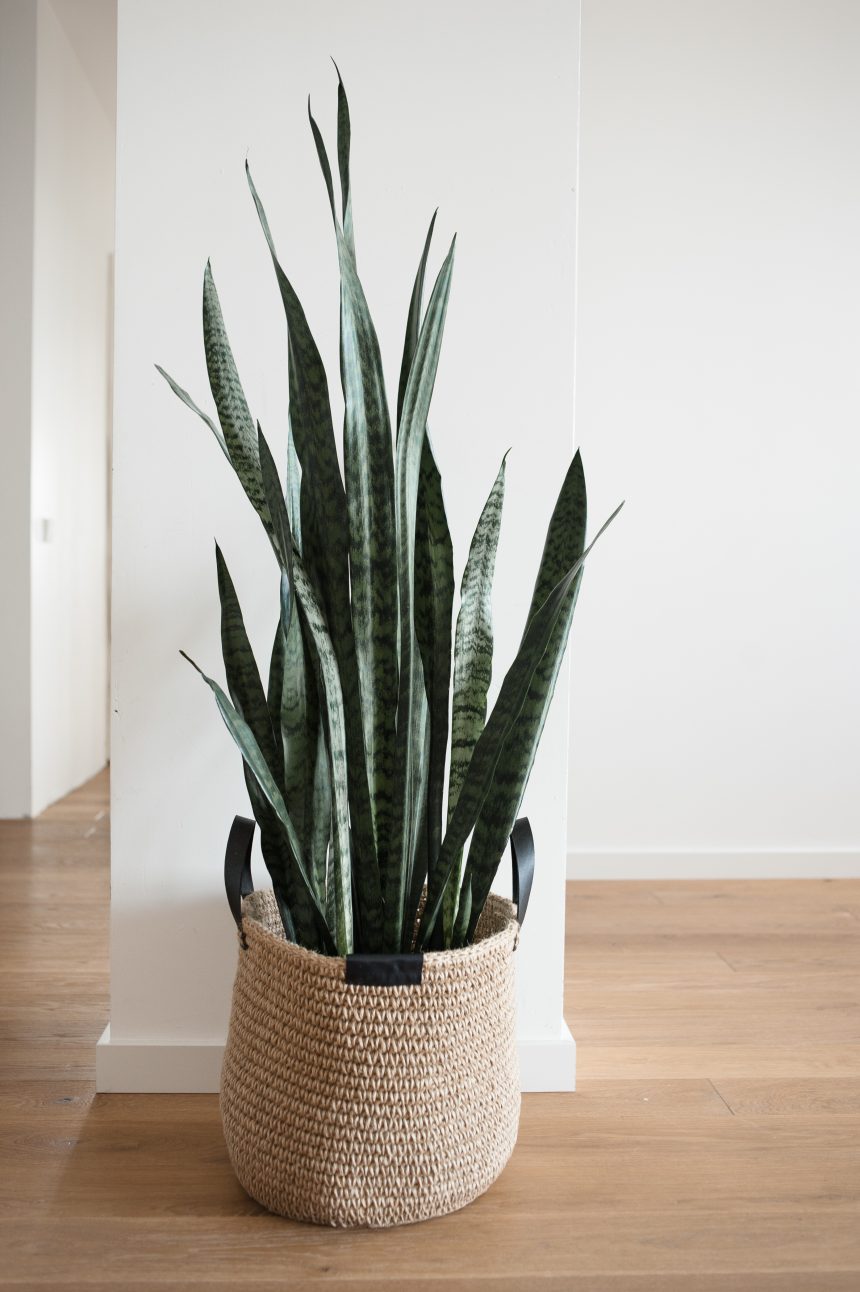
left=96, top=1022, right=576, bottom=1094
left=566, top=848, right=860, bottom=880
left=96, top=1026, right=225, bottom=1093
left=518, top=1021, right=576, bottom=1092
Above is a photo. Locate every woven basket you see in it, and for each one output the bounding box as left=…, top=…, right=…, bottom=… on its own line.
left=219, top=816, right=534, bottom=1228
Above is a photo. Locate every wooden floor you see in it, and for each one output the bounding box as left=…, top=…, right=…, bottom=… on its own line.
left=1, top=773, right=859, bottom=1289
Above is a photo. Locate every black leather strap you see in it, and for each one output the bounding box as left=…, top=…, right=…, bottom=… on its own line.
left=510, top=816, right=535, bottom=928
left=224, top=815, right=255, bottom=944
left=345, top=953, right=424, bottom=986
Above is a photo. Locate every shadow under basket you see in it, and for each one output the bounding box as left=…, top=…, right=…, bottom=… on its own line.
left=219, top=816, right=534, bottom=1228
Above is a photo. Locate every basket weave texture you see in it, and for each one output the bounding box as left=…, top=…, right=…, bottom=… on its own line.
left=220, top=890, right=521, bottom=1227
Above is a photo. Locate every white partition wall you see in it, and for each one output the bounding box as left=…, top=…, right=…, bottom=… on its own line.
left=100, top=0, right=581, bottom=1092
left=568, top=0, right=860, bottom=880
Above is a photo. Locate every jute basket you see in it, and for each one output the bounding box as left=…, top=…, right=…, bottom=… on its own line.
left=219, top=816, right=534, bottom=1228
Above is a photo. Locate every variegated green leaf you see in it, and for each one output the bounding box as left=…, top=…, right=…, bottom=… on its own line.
left=396, top=213, right=455, bottom=935
left=394, top=214, right=453, bottom=941
left=215, top=544, right=281, bottom=783
left=202, top=263, right=274, bottom=544
left=291, top=553, right=355, bottom=955
left=257, top=424, right=293, bottom=640
left=458, top=452, right=590, bottom=942
left=442, top=453, right=507, bottom=944
left=180, top=649, right=335, bottom=952
left=155, top=365, right=230, bottom=463
left=397, top=211, right=438, bottom=430
left=308, top=102, right=398, bottom=871
left=286, top=420, right=303, bottom=552
left=447, top=453, right=507, bottom=818
left=246, top=164, right=381, bottom=943
left=417, top=501, right=624, bottom=948
left=215, top=544, right=316, bottom=946
left=213, top=547, right=325, bottom=950
left=310, top=715, right=332, bottom=903
left=402, top=687, right=431, bottom=950
left=334, top=62, right=354, bottom=256
left=388, top=237, right=456, bottom=949
left=412, top=436, right=454, bottom=907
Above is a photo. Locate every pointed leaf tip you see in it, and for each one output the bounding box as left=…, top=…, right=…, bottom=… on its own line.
left=179, top=648, right=202, bottom=675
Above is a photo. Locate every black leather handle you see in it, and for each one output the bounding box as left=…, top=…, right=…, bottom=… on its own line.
left=510, top=816, right=534, bottom=928
left=224, top=815, right=255, bottom=942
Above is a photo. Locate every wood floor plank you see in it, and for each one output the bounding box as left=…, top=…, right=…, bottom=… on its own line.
left=712, top=1077, right=860, bottom=1116
left=1, top=1210, right=858, bottom=1279
left=1, top=770, right=859, bottom=1285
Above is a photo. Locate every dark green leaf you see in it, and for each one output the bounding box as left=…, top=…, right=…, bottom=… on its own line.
left=413, top=434, right=454, bottom=909
left=286, top=420, right=303, bottom=552
left=258, top=424, right=294, bottom=639
left=417, top=501, right=624, bottom=948
left=388, top=237, right=456, bottom=948
left=202, top=263, right=274, bottom=544
left=333, top=62, right=354, bottom=255
left=397, top=211, right=438, bottom=430
left=291, top=552, right=356, bottom=955
left=155, top=365, right=230, bottom=463
left=180, top=649, right=335, bottom=951
left=307, top=107, right=399, bottom=872
left=246, top=163, right=381, bottom=943
left=459, top=452, right=590, bottom=941
left=443, top=453, right=507, bottom=943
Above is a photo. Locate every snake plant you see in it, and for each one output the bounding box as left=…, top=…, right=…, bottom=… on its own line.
left=159, top=70, right=621, bottom=955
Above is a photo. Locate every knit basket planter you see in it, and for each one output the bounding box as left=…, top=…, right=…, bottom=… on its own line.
left=219, top=815, right=535, bottom=1228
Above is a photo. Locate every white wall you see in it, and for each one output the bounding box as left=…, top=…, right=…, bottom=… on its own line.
left=567, top=0, right=860, bottom=879
left=0, top=1, right=37, bottom=818
left=30, top=0, right=114, bottom=814
left=0, top=0, right=114, bottom=819
left=102, top=0, right=581, bottom=1092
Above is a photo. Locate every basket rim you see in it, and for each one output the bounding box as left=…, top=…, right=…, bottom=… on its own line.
left=240, top=888, right=519, bottom=979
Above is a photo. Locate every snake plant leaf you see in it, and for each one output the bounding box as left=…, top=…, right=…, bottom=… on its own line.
left=180, top=649, right=336, bottom=952
left=448, top=453, right=508, bottom=819
left=308, top=106, right=398, bottom=869
left=413, top=436, right=454, bottom=892
left=246, top=163, right=380, bottom=918
left=394, top=214, right=454, bottom=933
left=291, top=553, right=357, bottom=955
left=402, top=689, right=431, bottom=950
left=215, top=544, right=282, bottom=785
left=286, top=420, right=303, bottom=552
left=215, top=544, right=316, bottom=947
left=397, top=213, right=454, bottom=912
left=202, top=262, right=275, bottom=545
left=388, top=236, right=456, bottom=948
left=258, top=424, right=294, bottom=639
left=274, top=888, right=298, bottom=944
left=397, top=210, right=438, bottom=430
left=307, top=100, right=337, bottom=223
left=310, top=715, right=332, bottom=902
left=458, top=452, right=589, bottom=942
left=155, top=365, right=230, bottom=463
left=442, top=453, right=507, bottom=942
left=267, top=615, right=320, bottom=877
left=417, top=501, right=624, bottom=948
left=334, top=63, right=354, bottom=255
left=242, top=768, right=309, bottom=947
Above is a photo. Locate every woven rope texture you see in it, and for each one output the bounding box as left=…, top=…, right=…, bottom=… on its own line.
left=220, top=891, right=520, bottom=1227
